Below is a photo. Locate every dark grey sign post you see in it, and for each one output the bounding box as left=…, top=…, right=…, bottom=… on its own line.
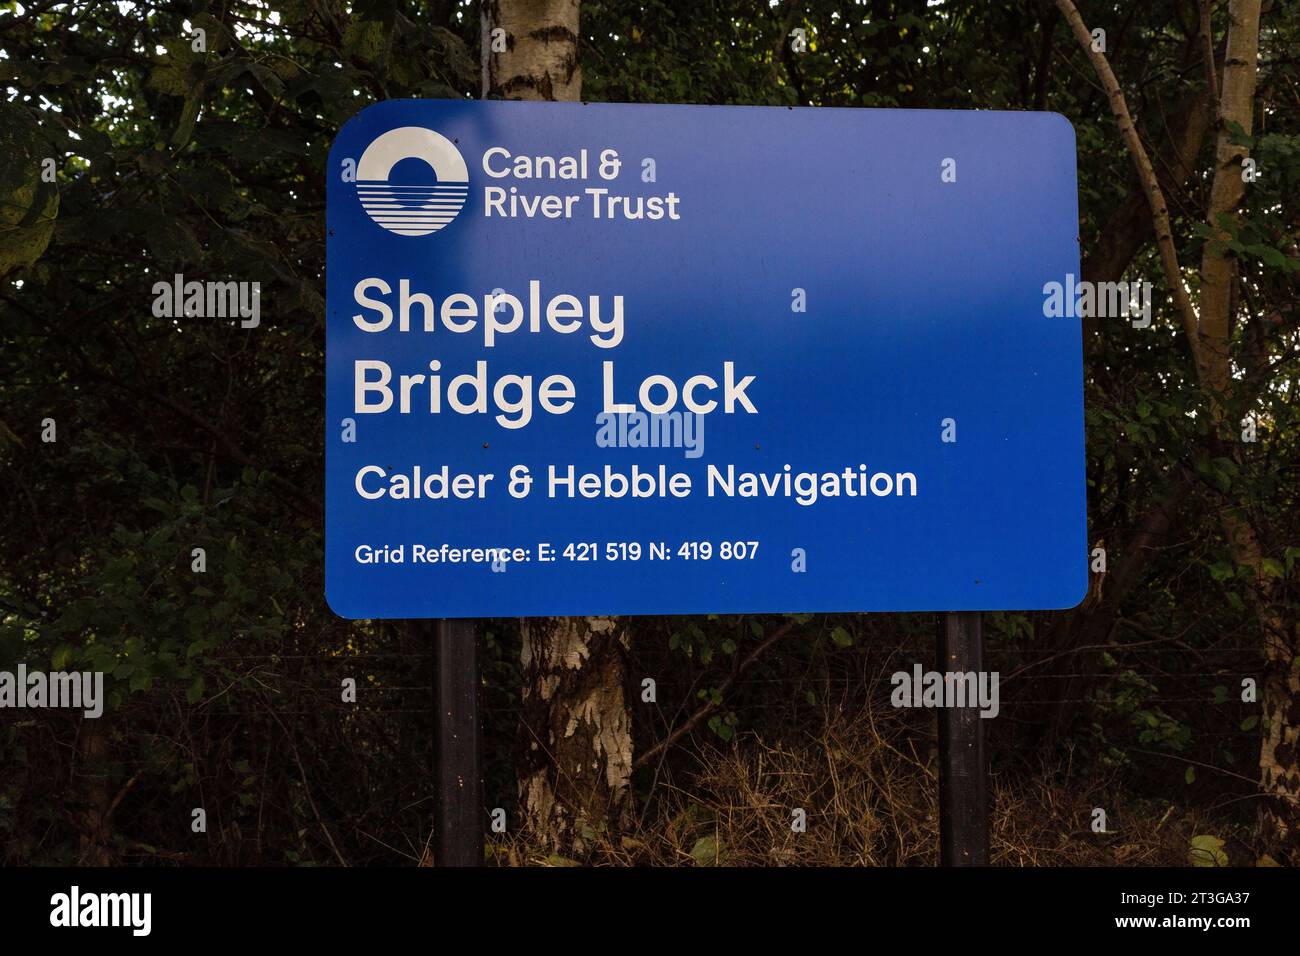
left=937, top=612, right=989, bottom=865
left=432, top=619, right=482, bottom=867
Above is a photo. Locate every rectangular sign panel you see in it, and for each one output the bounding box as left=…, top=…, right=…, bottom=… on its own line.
left=326, top=100, right=1086, bottom=618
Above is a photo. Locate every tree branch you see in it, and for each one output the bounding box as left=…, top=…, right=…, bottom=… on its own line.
left=633, top=619, right=799, bottom=771
left=1055, top=0, right=1207, bottom=377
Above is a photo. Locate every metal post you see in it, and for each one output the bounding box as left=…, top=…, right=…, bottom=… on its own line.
left=937, top=611, right=989, bottom=866
left=432, top=618, right=482, bottom=867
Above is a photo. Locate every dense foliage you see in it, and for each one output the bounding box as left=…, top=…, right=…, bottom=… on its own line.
left=0, top=0, right=1296, bottom=865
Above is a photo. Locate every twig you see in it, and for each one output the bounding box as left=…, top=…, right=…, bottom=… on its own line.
left=633, top=620, right=800, bottom=771
left=1054, top=0, right=1206, bottom=377
left=269, top=711, right=350, bottom=866
left=1200, top=0, right=1221, bottom=113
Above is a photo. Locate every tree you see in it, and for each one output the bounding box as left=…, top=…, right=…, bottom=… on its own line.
left=482, top=0, right=582, bottom=100
left=481, top=0, right=633, bottom=855
left=1057, top=0, right=1296, bottom=862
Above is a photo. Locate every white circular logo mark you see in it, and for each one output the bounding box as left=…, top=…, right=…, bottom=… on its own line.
left=355, top=126, right=468, bottom=236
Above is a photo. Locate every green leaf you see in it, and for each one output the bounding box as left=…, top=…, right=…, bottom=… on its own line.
left=137, top=211, right=202, bottom=266
left=1189, top=834, right=1227, bottom=867
left=170, top=92, right=202, bottom=149
left=1222, top=120, right=1252, bottom=147
left=1184, top=766, right=1195, bottom=784
left=0, top=103, right=59, bottom=276
left=342, top=19, right=389, bottom=60
left=690, top=835, right=720, bottom=865
left=247, top=63, right=287, bottom=98
left=1246, top=243, right=1293, bottom=271
left=830, top=626, right=853, bottom=648
left=146, top=38, right=203, bottom=96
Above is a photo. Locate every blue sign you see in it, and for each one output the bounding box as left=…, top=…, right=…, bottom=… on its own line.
left=326, top=100, right=1086, bottom=618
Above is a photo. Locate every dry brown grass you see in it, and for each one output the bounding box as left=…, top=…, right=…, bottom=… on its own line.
left=489, top=693, right=1208, bottom=866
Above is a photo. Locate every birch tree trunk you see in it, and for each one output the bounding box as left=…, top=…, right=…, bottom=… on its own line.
left=480, top=0, right=634, bottom=856
left=516, top=617, right=633, bottom=855
left=1062, top=0, right=1292, bottom=860
left=1196, top=0, right=1297, bottom=862
left=481, top=0, right=582, bottom=101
